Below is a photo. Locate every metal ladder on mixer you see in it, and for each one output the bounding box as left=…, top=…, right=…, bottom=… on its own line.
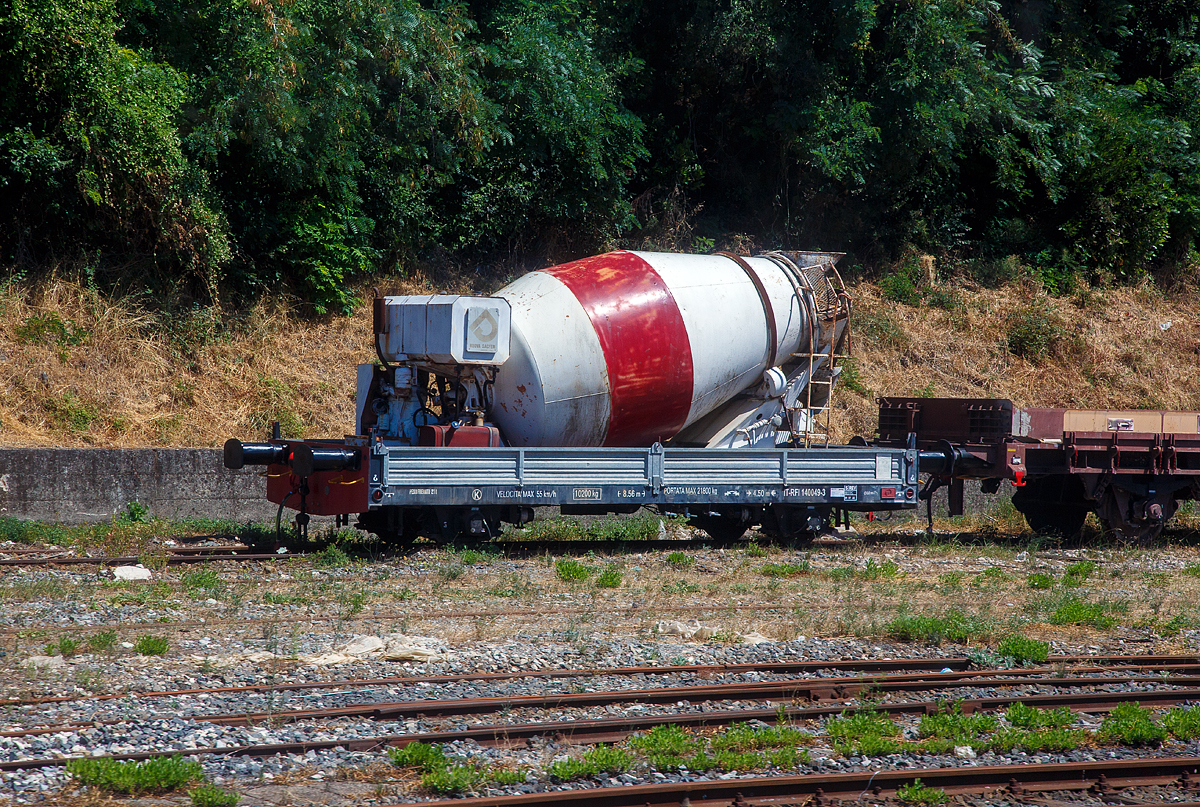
left=761, top=252, right=853, bottom=448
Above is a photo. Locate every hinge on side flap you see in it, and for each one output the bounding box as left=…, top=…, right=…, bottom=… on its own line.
left=517, top=449, right=525, bottom=488
left=649, top=443, right=664, bottom=495
left=781, top=450, right=789, bottom=487
left=906, top=433, right=918, bottom=484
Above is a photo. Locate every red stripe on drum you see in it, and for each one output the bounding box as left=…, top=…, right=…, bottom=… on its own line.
left=543, top=251, right=694, bottom=446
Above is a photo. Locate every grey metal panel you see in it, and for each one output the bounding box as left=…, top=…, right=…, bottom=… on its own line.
left=519, top=448, right=650, bottom=485
left=380, top=445, right=904, bottom=489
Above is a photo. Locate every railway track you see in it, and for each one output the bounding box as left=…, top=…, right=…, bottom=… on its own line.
left=7, top=660, right=1200, bottom=750
left=4, top=653, right=1196, bottom=708
left=9, top=654, right=1200, bottom=805
left=383, top=757, right=1200, bottom=807
left=0, top=529, right=1148, bottom=570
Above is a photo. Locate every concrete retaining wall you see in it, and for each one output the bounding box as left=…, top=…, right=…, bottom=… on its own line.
left=0, top=449, right=278, bottom=524
left=0, top=447, right=1012, bottom=527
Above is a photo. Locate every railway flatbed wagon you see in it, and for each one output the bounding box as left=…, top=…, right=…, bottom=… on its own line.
left=874, top=397, right=1200, bottom=541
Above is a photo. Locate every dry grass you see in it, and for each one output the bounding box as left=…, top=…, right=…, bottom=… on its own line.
left=0, top=275, right=429, bottom=447
left=828, top=275, right=1200, bottom=442
left=1, top=266, right=1197, bottom=448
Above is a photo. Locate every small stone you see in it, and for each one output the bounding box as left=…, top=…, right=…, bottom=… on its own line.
left=955, top=745, right=977, bottom=759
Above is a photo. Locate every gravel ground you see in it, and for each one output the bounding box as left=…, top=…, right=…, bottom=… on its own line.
left=3, top=536, right=1200, bottom=805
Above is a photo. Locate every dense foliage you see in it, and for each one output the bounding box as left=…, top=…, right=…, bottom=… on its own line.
left=1, top=0, right=1197, bottom=309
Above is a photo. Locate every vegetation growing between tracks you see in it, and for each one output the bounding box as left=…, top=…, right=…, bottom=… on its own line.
left=386, top=699, right=1200, bottom=795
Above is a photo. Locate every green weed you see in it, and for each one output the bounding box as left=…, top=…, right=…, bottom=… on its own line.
left=710, top=722, right=810, bottom=752
left=1026, top=573, right=1054, bottom=589
left=555, top=559, right=593, bottom=582
left=1163, top=706, right=1200, bottom=740
left=312, top=545, right=351, bottom=568
left=666, top=551, right=693, bottom=569
left=897, top=778, right=949, bottom=805
left=421, top=764, right=485, bottom=795
left=760, top=561, right=810, bottom=578
left=595, top=565, right=623, bottom=589
left=1099, top=702, right=1166, bottom=747
left=1061, top=560, right=1096, bottom=587
left=45, top=636, right=79, bottom=657
left=996, top=635, right=1050, bottom=665
left=744, top=541, right=769, bottom=558
left=189, top=783, right=241, bottom=807
left=86, top=629, right=118, bottom=653
left=886, top=609, right=995, bottom=644
left=66, top=756, right=202, bottom=794
left=917, top=704, right=997, bottom=742
left=388, top=742, right=448, bottom=772
left=133, top=635, right=169, bottom=656
left=825, top=710, right=901, bottom=755
left=1005, top=703, right=1075, bottom=730
left=546, top=746, right=632, bottom=782
left=180, top=568, right=224, bottom=599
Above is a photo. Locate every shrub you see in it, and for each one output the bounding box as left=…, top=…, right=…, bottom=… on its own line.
left=879, top=271, right=922, bottom=305
left=1005, top=304, right=1063, bottom=362
left=66, top=756, right=202, bottom=794
left=133, top=635, right=169, bottom=656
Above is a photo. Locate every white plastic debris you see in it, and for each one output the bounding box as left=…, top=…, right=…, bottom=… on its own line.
left=113, top=565, right=152, bottom=581
left=300, top=633, right=449, bottom=666
left=26, top=655, right=64, bottom=669
left=340, top=635, right=386, bottom=657
left=1160, top=321, right=1173, bottom=331
left=735, top=631, right=773, bottom=646
left=656, top=620, right=716, bottom=641
left=381, top=634, right=447, bottom=662
left=954, top=745, right=977, bottom=759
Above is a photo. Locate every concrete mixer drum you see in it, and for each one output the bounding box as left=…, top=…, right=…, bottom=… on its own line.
left=359, top=250, right=851, bottom=452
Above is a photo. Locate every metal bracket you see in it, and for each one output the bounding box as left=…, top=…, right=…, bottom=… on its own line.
left=649, top=443, right=664, bottom=494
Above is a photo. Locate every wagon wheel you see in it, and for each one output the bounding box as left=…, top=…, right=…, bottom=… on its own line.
left=355, top=507, right=421, bottom=546
left=1011, top=475, right=1091, bottom=538
left=688, top=514, right=750, bottom=544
